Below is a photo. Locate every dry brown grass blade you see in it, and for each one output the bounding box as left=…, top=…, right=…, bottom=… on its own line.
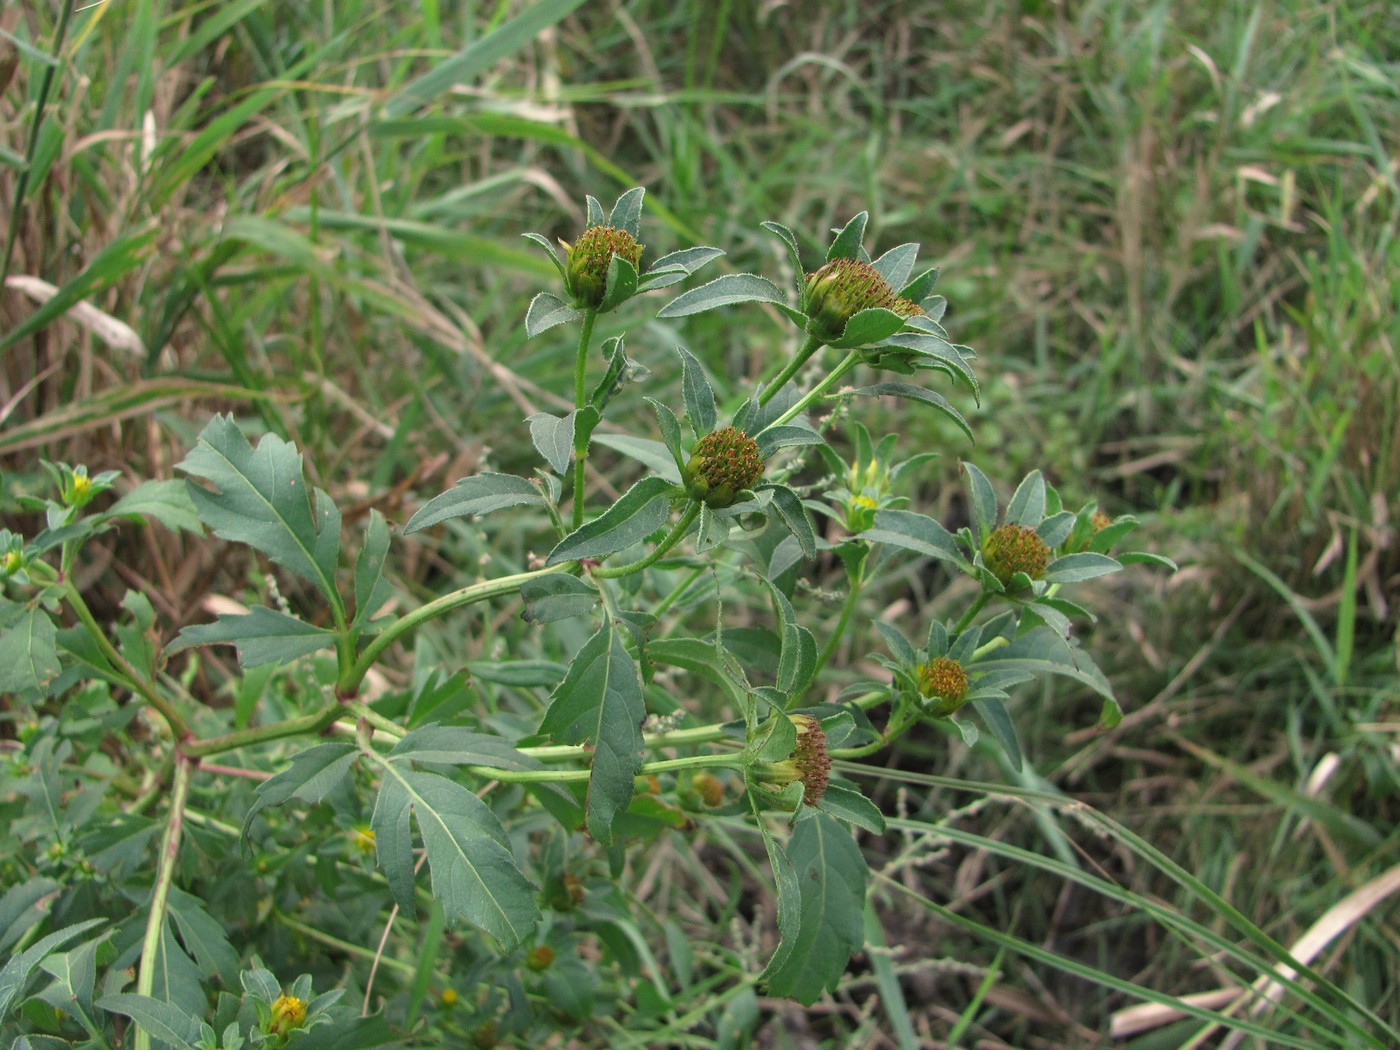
left=1109, top=861, right=1400, bottom=1039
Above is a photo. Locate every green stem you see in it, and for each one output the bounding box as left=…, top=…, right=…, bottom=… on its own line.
left=346, top=702, right=407, bottom=740
left=650, top=564, right=707, bottom=619
left=592, top=503, right=701, bottom=579
left=811, top=558, right=864, bottom=682
left=184, top=702, right=343, bottom=759
left=951, top=592, right=991, bottom=638
left=758, top=334, right=824, bottom=406
left=337, top=564, right=572, bottom=696
left=64, top=582, right=191, bottom=741
left=571, top=308, right=599, bottom=530
left=762, top=349, right=861, bottom=431
left=278, top=912, right=415, bottom=974
left=135, top=753, right=192, bottom=1050
left=464, top=749, right=746, bottom=785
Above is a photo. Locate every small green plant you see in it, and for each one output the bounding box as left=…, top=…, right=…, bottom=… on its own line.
left=1, top=190, right=1176, bottom=1043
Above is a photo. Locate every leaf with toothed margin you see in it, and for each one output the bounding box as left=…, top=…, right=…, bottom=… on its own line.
left=539, top=622, right=644, bottom=846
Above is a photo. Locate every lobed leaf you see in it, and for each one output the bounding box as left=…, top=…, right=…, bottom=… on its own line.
left=102, top=479, right=203, bottom=534
left=241, top=743, right=359, bottom=841
left=166, top=606, right=337, bottom=669
left=177, top=415, right=342, bottom=608
left=372, top=766, right=540, bottom=948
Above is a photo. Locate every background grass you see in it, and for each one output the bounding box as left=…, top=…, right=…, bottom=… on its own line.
left=2, top=0, right=1397, bottom=1045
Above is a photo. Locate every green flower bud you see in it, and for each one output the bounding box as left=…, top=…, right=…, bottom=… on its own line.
left=684, top=426, right=764, bottom=509
left=1, top=548, right=21, bottom=576
left=916, top=656, right=969, bottom=717
left=982, top=523, right=1050, bottom=586
left=526, top=945, right=555, bottom=971
left=802, top=258, right=902, bottom=342
left=564, top=224, right=643, bottom=309
left=267, top=994, right=307, bottom=1039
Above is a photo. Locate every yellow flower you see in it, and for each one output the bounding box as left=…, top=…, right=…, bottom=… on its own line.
left=268, top=994, right=306, bottom=1037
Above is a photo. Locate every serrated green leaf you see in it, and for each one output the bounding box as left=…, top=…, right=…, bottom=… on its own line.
left=103, top=479, right=204, bottom=534
left=95, top=993, right=204, bottom=1047
left=1006, top=471, right=1046, bottom=526
left=528, top=410, right=583, bottom=475
left=762, top=484, right=816, bottom=560
left=676, top=345, right=717, bottom=436
left=37, top=935, right=103, bottom=1016
left=899, top=266, right=941, bottom=304
left=598, top=253, right=640, bottom=313
left=760, top=220, right=806, bottom=297
left=0, top=919, right=106, bottom=1020
left=177, top=415, right=342, bottom=608
left=637, top=246, right=725, bottom=291
left=525, top=291, right=579, bottom=337
left=754, top=425, right=824, bottom=458
left=520, top=573, right=599, bottom=624
left=657, top=273, right=794, bottom=319
left=608, top=186, right=646, bottom=238
left=850, top=383, right=972, bottom=442
left=963, top=463, right=998, bottom=544
left=973, top=626, right=1114, bottom=699
left=865, top=509, right=971, bottom=571
left=353, top=510, right=392, bottom=629
left=760, top=813, right=868, bottom=1003
left=167, top=606, right=336, bottom=669
left=825, top=212, right=868, bottom=262
left=973, top=697, right=1024, bottom=771
left=241, top=743, right=358, bottom=841
left=539, top=624, right=644, bottom=846
left=647, top=638, right=749, bottom=709
left=1118, top=551, right=1178, bottom=571
left=168, top=889, right=239, bottom=988
left=373, top=765, right=539, bottom=948
left=403, top=473, right=544, bottom=534
left=1043, top=552, right=1122, bottom=583
left=871, top=242, right=919, bottom=290
left=0, top=879, right=61, bottom=955
left=0, top=603, right=61, bottom=698
left=592, top=432, right=683, bottom=484
left=546, top=476, right=674, bottom=565
left=831, top=307, right=906, bottom=348
left=1037, top=510, right=1077, bottom=548
left=818, top=782, right=886, bottom=833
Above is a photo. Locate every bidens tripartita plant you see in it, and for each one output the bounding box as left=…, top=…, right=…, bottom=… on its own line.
left=0, top=189, right=1172, bottom=1044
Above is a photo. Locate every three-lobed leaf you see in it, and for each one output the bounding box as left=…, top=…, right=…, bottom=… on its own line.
left=177, top=414, right=342, bottom=610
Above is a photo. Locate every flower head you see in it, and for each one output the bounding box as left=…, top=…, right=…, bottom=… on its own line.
left=982, top=523, right=1050, bottom=586
left=759, top=714, right=831, bottom=806
left=916, top=656, right=969, bottom=717
left=563, top=224, right=643, bottom=309
left=684, top=426, right=764, bottom=508
left=802, top=258, right=902, bottom=343
left=268, top=994, right=307, bottom=1038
